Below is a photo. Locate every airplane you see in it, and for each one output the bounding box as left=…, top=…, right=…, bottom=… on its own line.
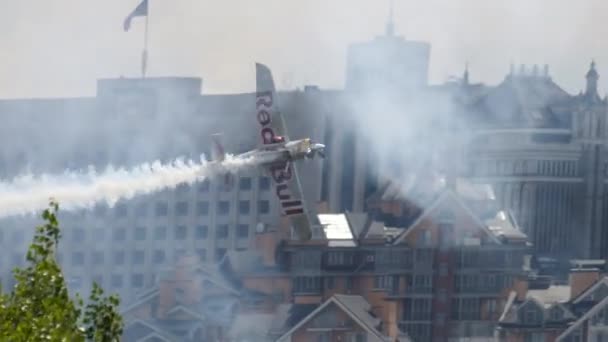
left=209, top=63, right=326, bottom=240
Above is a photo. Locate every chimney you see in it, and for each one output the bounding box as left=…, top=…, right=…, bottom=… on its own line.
left=570, top=268, right=600, bottom=299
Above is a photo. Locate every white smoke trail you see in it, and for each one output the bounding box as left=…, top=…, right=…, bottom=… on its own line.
left=0, top=154, right=258, bottom=218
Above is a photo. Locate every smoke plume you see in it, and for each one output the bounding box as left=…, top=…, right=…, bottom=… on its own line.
left=0, top=154, right=257, bottom=218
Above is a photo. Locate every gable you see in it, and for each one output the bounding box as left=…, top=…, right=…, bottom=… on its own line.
left=306, top=303, right=350, bottom=329
left=139, top=334, right=171, bottom=342
left=518, top=300, right=544, bottom=325
left=123, top=321, right=159, bottom=342
left=166, top=305, right=205, bottom=321
left=393, top=191, right=499, bottom=247
left=277, top=296, right=385, bottom=342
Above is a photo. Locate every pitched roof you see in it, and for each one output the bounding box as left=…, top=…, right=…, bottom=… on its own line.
left=392, top=190, right=501, bottom=246
left=275, top=295, right=388, bottom=342
left=470, top=75, right=572, bottom=129
left=527, top=285, right=571, bottom=308
left=333, top=294, right=382, bottom=330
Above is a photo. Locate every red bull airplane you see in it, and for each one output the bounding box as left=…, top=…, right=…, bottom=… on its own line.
left=210, top=63, right=325, bottom=240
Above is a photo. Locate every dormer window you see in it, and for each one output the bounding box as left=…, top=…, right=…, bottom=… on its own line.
left=549, top=306, right=562, bottom=321
left=521, top=303, right=542, bottom=325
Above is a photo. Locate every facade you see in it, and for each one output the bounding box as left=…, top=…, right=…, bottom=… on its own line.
left=1, top=15, right=608, bottom=309
left=497, top=263, right=608, bottom=342
left=118, top=177, right=531, bottom=341
left=0, top=79, right=326, bottom=300
left=463, top=62, right=608, bottom=260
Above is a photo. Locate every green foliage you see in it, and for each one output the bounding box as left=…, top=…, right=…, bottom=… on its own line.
left=0, top=200, right=124, bottom=341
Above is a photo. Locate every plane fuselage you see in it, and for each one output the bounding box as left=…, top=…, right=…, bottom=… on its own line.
left=239, top=138, right=325, bottom=166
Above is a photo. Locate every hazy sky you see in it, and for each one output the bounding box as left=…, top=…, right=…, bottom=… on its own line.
left=1, top=0, right=607, bottom=98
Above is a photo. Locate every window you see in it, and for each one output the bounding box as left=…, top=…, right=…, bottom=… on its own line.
left=131, top=274, right=144, bottom=288
left=175, top=202, right=188, bottom=216
left=92, top=251, right=104, bottom=265
left=460, top=298, right=480, bottom=320
left=133, top=251, right=145, bottom=265
left=175, top=226, right=187, bottom=240
left=488, top=299, right=497, bottom=315
left=293, top=277, right=321, bottom=293
left=239, top=177, right=252, bottom=190
left=488, top=274, right=496, bottom=290
left=216, top=248, right=227, bottom=260
left=197, top=201, right=209, bottom=216
left=155, top=202, right=168, bottom=216
left=239, top=200, right=251, bottom=215
left=550, top=307, right=562, bottom=321
left=374, top=275, right=391, bottom=290
left=113, top=228, right=126, bottom=241
left=345, top=277, right=353, bottom=290
left=153, top=250, right=165, bottom=263
left=198, top=180, right=210, bottom=192
left=71, top=252, right=84, bottom=266
left=93, top=228, right=105, bottom=241
left=73, top=228, right=85, bottom=242
left=438, top=289, right=447, bottom=303
left=135, top=203, right=147, bottom=217
left=316, top=332, right=330, bottom=342
left=413, top=274, right=433, bottom=292
left=325, top=277, right=335, bottom=290
left=111, top=274, right=123, bottom=288
left=217, top=201, right=230, bottom=215
left=439, top=263, right=448, bottom=276
left=114, top=204, right=127, bottom=218
left=523, top=306, right=541, bottom=324
left=196, top=225, right=208, bottom=239
left=134, top=227, right=146, bottom=240
left=258, top=200, right=270, bottom=214
left=436, top=313, right=445, bottom=326
left=237, top=224, right=249, bottom=238
left=113, top=251, right=125, bottom=265
left=327, top=252, right=354, bottom=266
left=259, top=177, right=271, bottom=190
left=524, top=333, right=544, bottom=342
left=216, top=225, right=229, bottom=239
left=196, top=249, right=207, bottom=262
left=154, top=226, right=167, bottom=240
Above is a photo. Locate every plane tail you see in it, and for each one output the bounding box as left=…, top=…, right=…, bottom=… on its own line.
left=211, top=133, right=226, bottom=162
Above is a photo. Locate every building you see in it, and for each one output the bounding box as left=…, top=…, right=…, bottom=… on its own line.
left=0, top=79, right=327, bottom=300
left=1, top=10, right=608, bottom=303
left=497, top=261, right=608, bottom=341
left=117, top=176, right=531, bottom=341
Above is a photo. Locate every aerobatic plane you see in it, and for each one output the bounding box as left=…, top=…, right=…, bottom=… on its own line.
left=209, top=63, right=326, bottom=240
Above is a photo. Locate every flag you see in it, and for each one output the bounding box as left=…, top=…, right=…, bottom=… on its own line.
left=123, top=0, right=148, bottom=32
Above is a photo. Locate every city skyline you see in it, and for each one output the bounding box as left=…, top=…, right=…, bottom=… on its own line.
left=1, top=0, right=608, bottom=98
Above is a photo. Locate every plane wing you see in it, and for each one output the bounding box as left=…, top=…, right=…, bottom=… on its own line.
left=256, top=63, right=289, bottom=145
left=255, top=63, right=312, bottom=240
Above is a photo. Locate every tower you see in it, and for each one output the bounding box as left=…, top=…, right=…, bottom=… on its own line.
left=586, top=60, right=600, bottom=100
left=386, top=0, right=395, bottom=37
left=576, top=61, right=608, bottom=258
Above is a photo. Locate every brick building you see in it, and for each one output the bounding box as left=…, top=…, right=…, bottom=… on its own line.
left=119, top=177, right=531, bottom=341
left=497, top=261, right=608, bottom=341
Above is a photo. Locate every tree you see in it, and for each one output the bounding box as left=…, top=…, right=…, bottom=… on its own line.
left=0, top=200, right=123, bottom=341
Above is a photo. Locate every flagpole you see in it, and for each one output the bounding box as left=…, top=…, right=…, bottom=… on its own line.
left=142, top=3, right=149, bottom=78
